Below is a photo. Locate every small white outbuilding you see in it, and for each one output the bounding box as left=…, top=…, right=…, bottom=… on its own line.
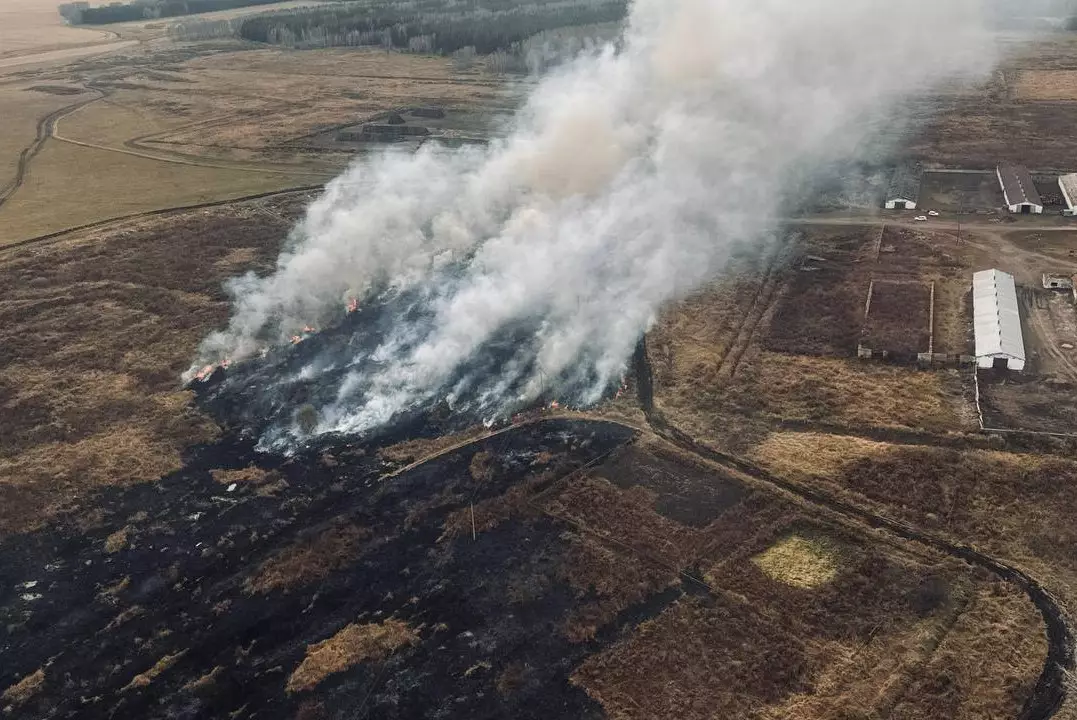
left=973, top=269, right=1026, bottom=371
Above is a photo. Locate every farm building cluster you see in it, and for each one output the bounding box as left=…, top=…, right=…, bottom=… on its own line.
left=884, top=163, right=1077, bottom=216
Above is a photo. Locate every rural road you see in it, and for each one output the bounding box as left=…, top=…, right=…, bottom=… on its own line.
left=787, top=215, right=1077, bottom=234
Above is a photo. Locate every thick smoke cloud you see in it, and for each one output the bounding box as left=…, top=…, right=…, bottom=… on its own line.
left=190, top=0, right=999, bottom=444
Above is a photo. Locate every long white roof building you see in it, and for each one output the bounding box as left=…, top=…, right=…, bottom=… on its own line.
left=973, top=269, right=1025, bottom=371
left=1059, top=173, right=1077, bottom=216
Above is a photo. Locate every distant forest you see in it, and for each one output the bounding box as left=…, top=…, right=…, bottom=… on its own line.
left=235, top=0, right=627, bottom=56
left=58, top=0, right=290, bottom=25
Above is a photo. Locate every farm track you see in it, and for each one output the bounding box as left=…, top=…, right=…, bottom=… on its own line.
left=631, top=336, right=1075, bottom=720
left=0, top=90, right=104, bottom=210
left=788, top=215, right=1077, bottom=234
left=712, top=238, right=791, bottom=379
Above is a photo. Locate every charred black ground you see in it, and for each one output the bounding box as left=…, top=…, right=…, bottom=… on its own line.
left=0, top=419, right=640, bottom=719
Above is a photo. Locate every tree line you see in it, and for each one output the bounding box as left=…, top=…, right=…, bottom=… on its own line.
left=59, top=0, right=290, bottom=25
left=236, top=0, right=626, bottom=56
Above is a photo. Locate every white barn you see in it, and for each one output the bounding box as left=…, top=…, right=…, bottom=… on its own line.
left=973, top=269, right=1026, bottom=371
left=1059, top=173, right=1077, bottom=216
left=997, top=164, right=1044, bottom=214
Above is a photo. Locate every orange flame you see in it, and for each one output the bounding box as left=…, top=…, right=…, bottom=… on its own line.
left=347, top=297, right=359, bottom=313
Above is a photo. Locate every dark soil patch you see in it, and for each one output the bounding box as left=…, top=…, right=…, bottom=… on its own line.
left=863, top=280, right=932, bottom=359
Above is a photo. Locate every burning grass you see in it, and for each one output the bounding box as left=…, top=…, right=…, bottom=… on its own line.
left=245, top=521, right=370, bottom=595
left=286, top=620, right=418, bottom=694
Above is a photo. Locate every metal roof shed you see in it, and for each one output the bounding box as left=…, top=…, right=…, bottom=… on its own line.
left=973, top=269, right=1026, bottom=371
left=997, top=164, right=1044, bottom=214
left=884, top=164, right=922, bottom=210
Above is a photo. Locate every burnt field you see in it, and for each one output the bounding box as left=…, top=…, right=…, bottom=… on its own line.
left=0, top=419, right=637, bottom=719
left=764, top=228, right=874, bottom=357
left=979, top=374, right=1077, bottom=434
left=862, top=280, right=932, bottom=359
left=0, top=412, right=1049, bottom=720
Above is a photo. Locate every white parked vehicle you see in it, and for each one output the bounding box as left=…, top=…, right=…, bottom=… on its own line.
left=914, top=215, right=929, bottom=222
left=927, top=210, right=940, bottom=217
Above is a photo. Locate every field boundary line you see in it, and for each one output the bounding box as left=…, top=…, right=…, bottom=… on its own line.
left=0, top=185, right=323, bottom=255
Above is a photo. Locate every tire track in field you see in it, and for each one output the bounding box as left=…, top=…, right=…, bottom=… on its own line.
left=0, top=88, right=105, bottom=210
left=712, top=239, right=788, bottom=379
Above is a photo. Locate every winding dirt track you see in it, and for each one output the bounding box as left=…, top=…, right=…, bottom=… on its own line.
left=629, top=338, right=1074, bottom=720
left=0, top=89, right=103, bottom=210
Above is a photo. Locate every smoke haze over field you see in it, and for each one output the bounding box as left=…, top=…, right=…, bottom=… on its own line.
left=191, top=0, right=1003, bottom=445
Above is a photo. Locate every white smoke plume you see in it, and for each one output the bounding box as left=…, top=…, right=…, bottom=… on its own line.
left=190, top=0, right=1000, bottom=443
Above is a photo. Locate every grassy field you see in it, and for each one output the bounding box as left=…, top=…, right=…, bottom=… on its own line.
left=0, top=84, right=94, bottom=194
left=749, top=430, right=1077, bottom=615
left=562, top=443, right=1043, bottom=720
left=0, top=140, right=319, bottom=243
left=0, top=41, right=514, bottom=241
left=0, top=0, right=115, bottom=59
left=910, top=34, right=1077, bottom=170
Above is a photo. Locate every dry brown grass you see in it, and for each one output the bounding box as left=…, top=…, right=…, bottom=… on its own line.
left=750, top=429, right=1077, bottom=626
left=0, top=84, right=94, bottom=190
left=557, top=534, right=677, bottom=643
left=378, top=428, right=488, bottom=466
left=887, top=582, right=1045, bottom=720
left=0, top=139, right=315, bottom=244
left=750, top=431, right=892, bottom=478
left=655, top=346, right=972, bottom=452
left=286, top=620, right=418, bottom=694
left=0, top=202, right=295, bottom=536
left=210, top=466, right=272, bottom=485
left=751, top=534, right=843, bottom=590
left=122, top=651, right=186, bottom=692
left=245, top=522, right=369, bottom=594
left=1, top=668, right=45, bottom=707
left=182, top=666, right=223, bottom=694
left=1015, top=70, right=1077, bottom=101
left=0, top=0, right=114, bottom=59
